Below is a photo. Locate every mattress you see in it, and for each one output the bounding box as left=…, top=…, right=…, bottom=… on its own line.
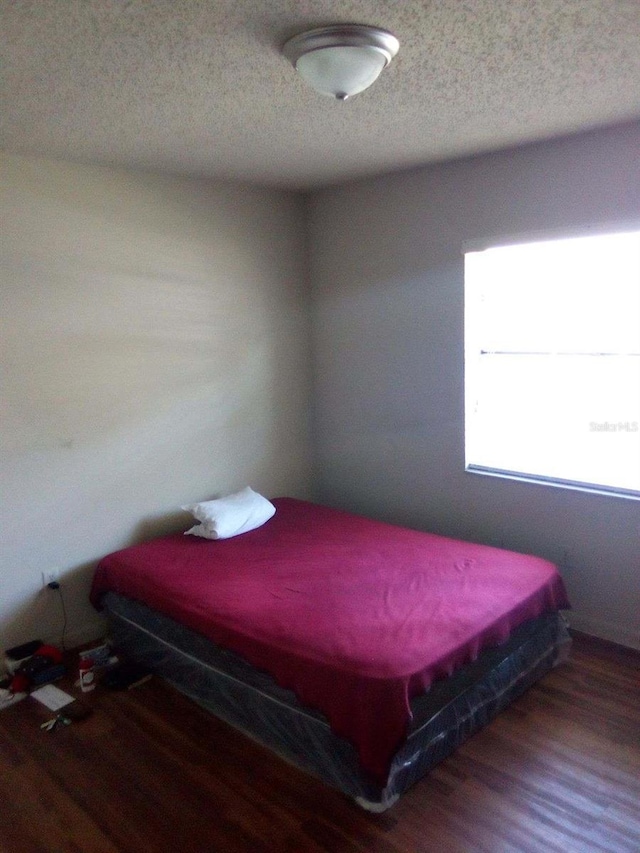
left=91, top=497, right=570, bottom=788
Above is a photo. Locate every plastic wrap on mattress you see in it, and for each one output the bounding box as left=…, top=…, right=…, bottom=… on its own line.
left=102, top=592, right=570, bottom=810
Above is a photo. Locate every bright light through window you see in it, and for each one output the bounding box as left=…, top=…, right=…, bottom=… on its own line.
left=465, top=229, right=640, bottom=497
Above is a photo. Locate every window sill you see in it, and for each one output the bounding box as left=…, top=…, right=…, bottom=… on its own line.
left=465, top=465, right=640, bottom=502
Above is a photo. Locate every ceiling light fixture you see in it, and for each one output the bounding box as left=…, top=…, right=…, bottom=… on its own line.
left=283, top=24, right=399, bottom=101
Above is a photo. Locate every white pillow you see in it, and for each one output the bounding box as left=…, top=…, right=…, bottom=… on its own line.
left=182, top=487, right=275, bottom=540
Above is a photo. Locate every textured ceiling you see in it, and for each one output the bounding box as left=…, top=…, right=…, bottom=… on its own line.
left=2, top=0, right=640, bottom=189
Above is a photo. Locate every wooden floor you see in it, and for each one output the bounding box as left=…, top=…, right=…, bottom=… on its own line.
left=0, top=632, right=638, bottom=853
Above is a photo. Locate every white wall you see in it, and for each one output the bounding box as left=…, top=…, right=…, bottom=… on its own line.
left=1, top=153, right=312, bottom=651
left=308, top=121, right=640, bottom=649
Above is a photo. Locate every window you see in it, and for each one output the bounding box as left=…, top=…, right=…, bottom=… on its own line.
left=464, top=229, right=640, bottom=498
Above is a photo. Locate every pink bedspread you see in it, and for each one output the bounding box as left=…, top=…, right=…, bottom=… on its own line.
left=91, top=498, right=570, bottom=781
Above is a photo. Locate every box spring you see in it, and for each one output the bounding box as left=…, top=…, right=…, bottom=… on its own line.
left=102, top=592, right=570, bottom=811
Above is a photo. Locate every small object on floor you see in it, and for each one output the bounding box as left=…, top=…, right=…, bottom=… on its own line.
left=31, top=684, right=75, bottom=712
left=4, top=639, right=43, bottom=674
left=79, top=643, right=112, bottom=668
left=78, top=658, right=96, bottom=692
left=7, top=672, right=30, bottom=695
left=102, top=662, right=152, bottom=690
left=5, top=643, right=65, bottom=694
left=0, top=687, right=27, bottom=710
left=38, top=699, right=92, bottom=731
left=40, top=714, right=72, bottom=732
left=30, top=663, right=66, bottom=686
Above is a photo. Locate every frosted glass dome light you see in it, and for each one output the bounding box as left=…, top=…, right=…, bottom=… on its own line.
left=283, top=25, right=400, bottom=101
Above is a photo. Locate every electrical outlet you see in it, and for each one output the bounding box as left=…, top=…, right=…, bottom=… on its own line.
left=42, top=571, right=60, bottom=588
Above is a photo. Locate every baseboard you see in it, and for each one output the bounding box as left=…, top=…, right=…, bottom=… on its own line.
left=565, top=612, right=640, bottom=651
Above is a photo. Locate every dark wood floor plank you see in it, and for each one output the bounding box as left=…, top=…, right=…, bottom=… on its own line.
left=0, top=632, right=638, bottom=852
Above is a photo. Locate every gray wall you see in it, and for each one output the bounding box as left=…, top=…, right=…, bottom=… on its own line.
left=1, top=153, right=313, bottom=650
left=2, top=124, right=639, bottom=654
left=308, top=122, right=640, bottom=649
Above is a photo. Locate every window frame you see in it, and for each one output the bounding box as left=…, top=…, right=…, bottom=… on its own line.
left=463, top=224, right=640, bottom=502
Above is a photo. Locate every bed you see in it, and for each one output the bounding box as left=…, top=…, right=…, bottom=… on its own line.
left=90, top=497, right=571, bottom=811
